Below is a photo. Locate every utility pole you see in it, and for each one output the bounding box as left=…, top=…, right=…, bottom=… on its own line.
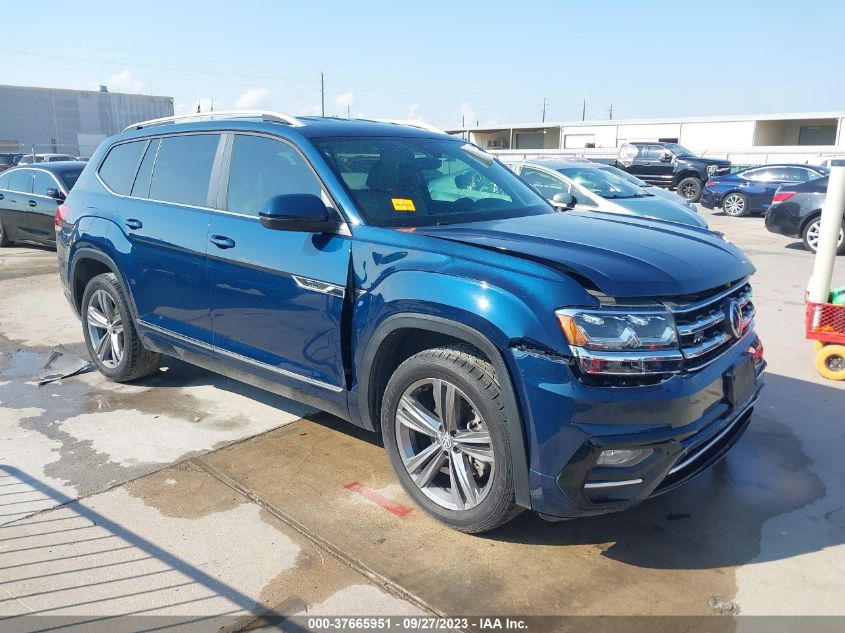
left=347, top=104, right=351, bottom=118
left=608, top=103, right=613, bottom=120
left=461, top=114, right=465, bottom=128
left=320, top=71, right=325, bottom=117
left=541, top=97, right=548, bottom=123
left=581, top=99, right=586, bottom=121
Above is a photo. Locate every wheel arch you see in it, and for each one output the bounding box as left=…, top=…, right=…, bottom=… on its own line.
left=70, top=248, right=139, bottom=322
left=798, top=209, right=823, bottom=235
left=358, top=313, right=531, bottom=507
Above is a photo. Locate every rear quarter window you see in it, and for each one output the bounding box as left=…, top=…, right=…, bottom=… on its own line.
left=99, top=141, right=146, bottom=195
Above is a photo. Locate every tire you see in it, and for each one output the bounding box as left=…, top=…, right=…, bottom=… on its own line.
left=81, top=272, right=160, bottom=382
left=802, top=218, right=845, bottom=255
left=677, top=177, right=703, bottom=203
left=0, top=218, right=10, bottom=247
left=815, top=345, right=845, bottom=381
left=722, top=192, right=750, bottom=217
left=381, top=344, right=521, bottom=533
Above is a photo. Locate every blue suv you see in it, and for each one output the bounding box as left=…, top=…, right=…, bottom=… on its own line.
left=56, top=112, right=764, bottom=533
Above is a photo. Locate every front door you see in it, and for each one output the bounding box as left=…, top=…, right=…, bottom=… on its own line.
left=208, top=133, right=350, bottom=393
left=0, top=169, right=33, bottom=241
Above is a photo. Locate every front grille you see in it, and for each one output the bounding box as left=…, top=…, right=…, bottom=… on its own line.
left=666, top=279, right=755, bottom=372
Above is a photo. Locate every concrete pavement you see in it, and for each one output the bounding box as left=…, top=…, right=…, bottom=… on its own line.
left=0, top=207, right=843, bottom=628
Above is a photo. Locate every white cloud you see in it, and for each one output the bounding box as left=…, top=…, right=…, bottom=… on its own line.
left=235, top=87, right=269, bottom=110
left=459, top=102, right=477, bottom=127
left=104, top=69, right=144, bottom=93
left=335, top=91, right=355, bottom=109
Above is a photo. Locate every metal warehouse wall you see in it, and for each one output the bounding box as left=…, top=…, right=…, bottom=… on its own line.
left=0, top=85, right=174, bottom=157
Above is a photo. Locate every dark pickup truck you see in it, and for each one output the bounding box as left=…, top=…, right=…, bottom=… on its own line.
left=595, top=142, right=731, bottom=203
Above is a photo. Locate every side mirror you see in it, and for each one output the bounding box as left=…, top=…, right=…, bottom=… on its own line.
left=551, top=192, right=575, bottom=210
left=454, top=173, right=471, bottom=189
left=660, top=151, right=673, bottom=162
left=46, top=188, right=65, bottom=201
left=258, top=194, right=337, bottom=232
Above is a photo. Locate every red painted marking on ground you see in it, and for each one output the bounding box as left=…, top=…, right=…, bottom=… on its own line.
left=344, top=482, right=413, bottom=517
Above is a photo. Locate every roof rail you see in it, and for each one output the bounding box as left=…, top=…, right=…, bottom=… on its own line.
left=123, top=110, right=305, bottom=132
left=373, top=119, right=448, bottom=135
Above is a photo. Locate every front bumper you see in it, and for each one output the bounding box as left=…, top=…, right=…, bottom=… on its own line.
left=511, top=329, right=764, bottom=518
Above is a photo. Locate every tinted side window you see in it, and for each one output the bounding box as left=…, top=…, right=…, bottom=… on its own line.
left=33, top=171, right=60, bottom=196
left=131, top=139, right=159, bottom=198
left=9, top=170, right=33, bottom=193
left=227, top=134, right=321, bottom=216
left=99, top=141, right=146, bottom=195
left=521, top=167, right=568, bottom=198
left=0, top=171, right=10, bottom=189
left=641, top=145, right=663, bottom=160
left=149, top=134, right=219, bottom=207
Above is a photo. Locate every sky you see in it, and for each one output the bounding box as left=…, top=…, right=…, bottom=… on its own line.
left=5, top=1, right=844, bottom=128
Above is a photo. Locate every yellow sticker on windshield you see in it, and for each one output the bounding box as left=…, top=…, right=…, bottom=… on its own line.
left=391, top=198, right=416, bottom=212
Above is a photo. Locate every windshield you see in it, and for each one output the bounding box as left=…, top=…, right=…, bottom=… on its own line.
left=558, top=166, right=650, bottom=199
left=60, top=169, right=84, bottom=190
left=314, top=137, right=552, bottom=227
left=664, top=143, right=696, bottom=157
left=596, top=164, right=651, bottom=189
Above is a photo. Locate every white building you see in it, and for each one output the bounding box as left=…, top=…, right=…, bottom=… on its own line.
left=447, top=112, right=845, bottom=166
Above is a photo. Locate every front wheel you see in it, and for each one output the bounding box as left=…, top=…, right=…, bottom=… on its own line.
left=381, top=345, right=521, bottom=533
left=722, top=192, right=749, bottom=217
left=81, top=273, right=160, bottom=382
left=802, top=218, right=845, bottom=255
left=677, top=177, right=703, bottom=202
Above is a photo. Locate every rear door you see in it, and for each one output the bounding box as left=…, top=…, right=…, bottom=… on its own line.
left=108, top=134, right=220, bottom=346
left=1, top=169, right=34, bottom=241
left=28, top=170, right=65, bottom=244
left=207, top=132, right=350, bottom=394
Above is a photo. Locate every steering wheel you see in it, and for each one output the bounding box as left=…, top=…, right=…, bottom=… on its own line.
left=449, top=197, right=476, bottom=213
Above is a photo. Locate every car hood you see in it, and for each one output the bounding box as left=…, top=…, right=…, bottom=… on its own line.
left=415, top=212, right=754, bottom=298
left=609, top=196, right=708, bottom=228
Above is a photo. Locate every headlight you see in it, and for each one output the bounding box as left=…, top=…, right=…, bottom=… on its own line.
left=706, top=165, right=718, bottom=175
left=556, top=308, right=682, bottom=375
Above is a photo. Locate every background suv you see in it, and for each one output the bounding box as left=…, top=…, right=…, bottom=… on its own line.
left=57, top=112, right=764, bottom=533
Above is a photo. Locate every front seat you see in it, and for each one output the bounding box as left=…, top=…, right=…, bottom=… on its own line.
left=364, top=148, right=431, bottom=220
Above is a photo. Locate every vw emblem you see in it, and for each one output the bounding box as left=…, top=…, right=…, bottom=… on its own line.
left=727, top=300, right=743, bottom=338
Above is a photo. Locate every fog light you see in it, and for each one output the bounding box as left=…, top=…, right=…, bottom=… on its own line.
left=596, top=448, right=653, bottom=467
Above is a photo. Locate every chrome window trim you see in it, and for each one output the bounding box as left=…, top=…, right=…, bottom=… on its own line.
left=29, top=168, right=69, bottom=196
left=95, top=131, right=351, bottom=236
left=138, top=320, right=343, bottom=393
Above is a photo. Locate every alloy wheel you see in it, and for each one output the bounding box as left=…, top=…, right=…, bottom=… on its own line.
left=394, top=378, right=495, bottom=511
left=86, top=289, right=124, bottom=368
left=806, top=221, right=844, bottom=252
left=723, top=194, right=745, bottom=216
left=681, top=182, right=698, bottom=199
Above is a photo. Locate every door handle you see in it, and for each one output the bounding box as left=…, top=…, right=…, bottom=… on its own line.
left=28, top=200, right=37, bottom=207
left=0, top=194, right=4, bottom=200
left=125, top=218, right=143, bottom=230
left=210, top=235, right=236, bottom=249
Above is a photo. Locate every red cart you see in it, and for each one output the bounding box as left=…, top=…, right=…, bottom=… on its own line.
left=805, top=302, right=845, bottom=380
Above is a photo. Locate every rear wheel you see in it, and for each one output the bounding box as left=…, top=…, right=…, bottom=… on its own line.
left=815, top=345, right=845, bottom=381
left=722, top=192, right=749, bottom=217
left=381, top=345, right=521, bottom=533
left=81, top=273, right=160, bottom=382
left=802, top=218, right=845, bottom=254
left=677, top=177, right=703, bottom=202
